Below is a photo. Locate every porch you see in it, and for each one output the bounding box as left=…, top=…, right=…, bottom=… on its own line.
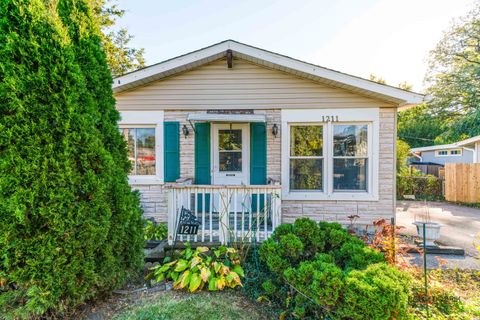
left=167, top=184, right=281, bottom=245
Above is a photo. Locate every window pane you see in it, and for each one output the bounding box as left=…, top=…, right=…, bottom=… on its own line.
left=219, top=152, right=242, bottom=172
left=121, top=128, right=136, bottom=175
left=290, top=126, right=323, bottom=156
left=219, top=130, right=242, bottom=151
left=290, top=159, right=323, bottom=191
left=333, top=159, right=367, bottom=191
left=333, top=125, right=368, bottom=157
left=136, top=128, right=156, bottom=175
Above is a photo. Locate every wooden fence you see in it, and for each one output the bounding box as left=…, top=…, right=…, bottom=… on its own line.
left=445, top=163, right=480, bottom=203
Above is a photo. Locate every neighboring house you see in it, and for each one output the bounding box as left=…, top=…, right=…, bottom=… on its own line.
left=455, top=135, right=480, bottom=163
left=410, top=134, right=480, bottom=166
left=113, top=40, right=424, bottom=243
left=410, top=144, right=474, bottom=166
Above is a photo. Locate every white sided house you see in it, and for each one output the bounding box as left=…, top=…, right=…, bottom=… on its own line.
left=113, top=40, right=424, bottom=244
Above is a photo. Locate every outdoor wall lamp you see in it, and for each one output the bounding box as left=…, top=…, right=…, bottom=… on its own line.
left=272, top=124, right=278, bottom=138
left=182, top=124, right=189, bottom=138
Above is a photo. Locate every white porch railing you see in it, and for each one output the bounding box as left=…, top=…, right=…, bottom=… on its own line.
left=167, top=185, right=281, bottom=245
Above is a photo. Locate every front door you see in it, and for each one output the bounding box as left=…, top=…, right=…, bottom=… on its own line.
left=212, top=123, right=250, bottom=185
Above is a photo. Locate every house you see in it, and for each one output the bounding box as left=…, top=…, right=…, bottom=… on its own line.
left=455, top=135, right=480, bottom=163
left=113, top=40, right=424, bottom=244
left=410, top=135, right=480, bottom=175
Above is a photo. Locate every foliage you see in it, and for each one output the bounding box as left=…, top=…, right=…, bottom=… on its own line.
left=149, top=244, right=244, bottom=293
left=397, top=167, right=443, bottom=199
left=368, top=219, right=415, bottom=268
left=396, top=139, right=411, bottom=170
left=399, top=3, right=480, bottom=146
left=251, top=218, right=410, bottom=319
left=397, top=105, right=444, bottom=148
left=92, top=0, right=145, bottom=76
left=369, top=74, right=387, bottom=84
left=336, top=263, right=411, bottom=320
left=144, top=220, right=168, bottom=241
left=0, top=0, right=143, bottom=318
left=407, top=268, right=480, bottom=319
left=425, top=2, right=480, bottom=143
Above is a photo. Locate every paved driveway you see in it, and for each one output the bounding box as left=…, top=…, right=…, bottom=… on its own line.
left=396, top=200, right=480, bottom=257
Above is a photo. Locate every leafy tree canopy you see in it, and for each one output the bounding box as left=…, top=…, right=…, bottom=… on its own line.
left=397, top=104, right=444, bottom=148
left=92, top=0, right=145, bottom=76
left=423, top=2, right=480, bottom=143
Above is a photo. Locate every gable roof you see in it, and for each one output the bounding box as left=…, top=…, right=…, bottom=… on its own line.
left=113, top=40, right=425, bottom=105
left=411, top=134, right=480, bottom=153
left=456, top=134, right=480, bottom=147
left=410, top=144, right=458, bottom=153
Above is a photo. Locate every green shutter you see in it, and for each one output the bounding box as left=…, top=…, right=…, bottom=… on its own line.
left=250, top=122, right=267, bottom=212
left=195, top=123, right=211, bottom=184
left=250, top=122, right=267, bottom=184
left=195, top=123, right=211, bottom=212
left=164, top=122, right=180, bottom=182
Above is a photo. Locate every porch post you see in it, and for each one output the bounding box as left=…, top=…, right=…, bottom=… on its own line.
left=167, top=188, right=175, bottom=245
left=218, top=189, right=230, bottom=245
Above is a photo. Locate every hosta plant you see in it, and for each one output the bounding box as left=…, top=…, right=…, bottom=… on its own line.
left=149, top=244, right=244, bottom=293
left=144, top=220, right=168, bottom=241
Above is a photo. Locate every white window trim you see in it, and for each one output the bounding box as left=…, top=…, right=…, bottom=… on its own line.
left=435, top=149, right=462, bottom=157
left=119, top=111, right=164, bottom=185
left=281, top=108, right=379, bottom=201
left=288, top=123, right=326, bottom=193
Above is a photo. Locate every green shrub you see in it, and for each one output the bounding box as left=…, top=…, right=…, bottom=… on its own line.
left=144, top=220, right=168, bottom=241
left=149, top=244, right=244, bottom=292
left=336, top=263, right=411, bottom=320
left=0, top=1, right=143, bottom=318
left=397, top=167, right=443, bottom=199
left=251, top=218, right=412, bottom=319
left=334, top=241, right=384, bottom=271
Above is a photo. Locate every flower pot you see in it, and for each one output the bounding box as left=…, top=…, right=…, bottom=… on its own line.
left=413, top=222, right=442, bottom=246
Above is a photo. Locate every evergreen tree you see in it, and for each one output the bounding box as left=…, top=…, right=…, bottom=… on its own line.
left=0, top=0, right=143, bottom=317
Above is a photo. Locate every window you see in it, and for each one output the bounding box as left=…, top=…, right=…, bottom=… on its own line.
left=437, top=150, right=448, bottom=156
left=281, top=109, right=378, bottom=201
left=218, top=129, right=242, bottom=172
left=450, top=149, right=462, bottom=156
left=333, top=125, right=368, bottom=191
left=289, top=125, right=324, bottom=191
left=120, top=128, right=156, bottom=175
left=436, top=149, right=462, bottom=156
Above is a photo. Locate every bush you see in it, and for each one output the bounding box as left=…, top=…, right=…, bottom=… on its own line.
left=149, top=244, right=244, bottom=292
left=397, top=167, right=443, bottom=199
left=250, top=218, right=411, bottom=319
left=337, top=263, right=411, bottom=320
left=0, top=1, right=143, bottom=318
left=144, top=220, right=168, bottom=241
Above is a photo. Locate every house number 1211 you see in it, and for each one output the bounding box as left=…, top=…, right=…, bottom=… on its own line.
left=322, top=116, right=339, bottom=122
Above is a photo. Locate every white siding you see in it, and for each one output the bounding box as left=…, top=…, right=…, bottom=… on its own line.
left=116, top=58, right=395, bottom=110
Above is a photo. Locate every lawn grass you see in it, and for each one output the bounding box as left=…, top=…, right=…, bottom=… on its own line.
left=112, top=290, right=274, bottom=320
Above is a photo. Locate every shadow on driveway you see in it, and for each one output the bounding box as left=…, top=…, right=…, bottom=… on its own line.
left=396, top=200, right=480, bottom=257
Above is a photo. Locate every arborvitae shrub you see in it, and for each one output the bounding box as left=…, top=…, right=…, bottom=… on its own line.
left=337, top=263, right=411, bottom=320
left=0, top=0, right=143, bottom=318
left=254, top=218, right=411, bottom=319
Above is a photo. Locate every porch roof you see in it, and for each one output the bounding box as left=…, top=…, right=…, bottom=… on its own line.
left=186, top=112, right=266, bottom=123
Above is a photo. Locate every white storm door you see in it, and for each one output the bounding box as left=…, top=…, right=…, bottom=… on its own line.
left=212, top=123, right=250, bottom=185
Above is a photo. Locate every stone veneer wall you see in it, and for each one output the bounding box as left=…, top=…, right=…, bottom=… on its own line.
left=130, top=108, right=395, bottom=226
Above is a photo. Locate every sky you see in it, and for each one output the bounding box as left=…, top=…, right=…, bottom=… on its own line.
left=118, top=0, right=475, bottom=92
